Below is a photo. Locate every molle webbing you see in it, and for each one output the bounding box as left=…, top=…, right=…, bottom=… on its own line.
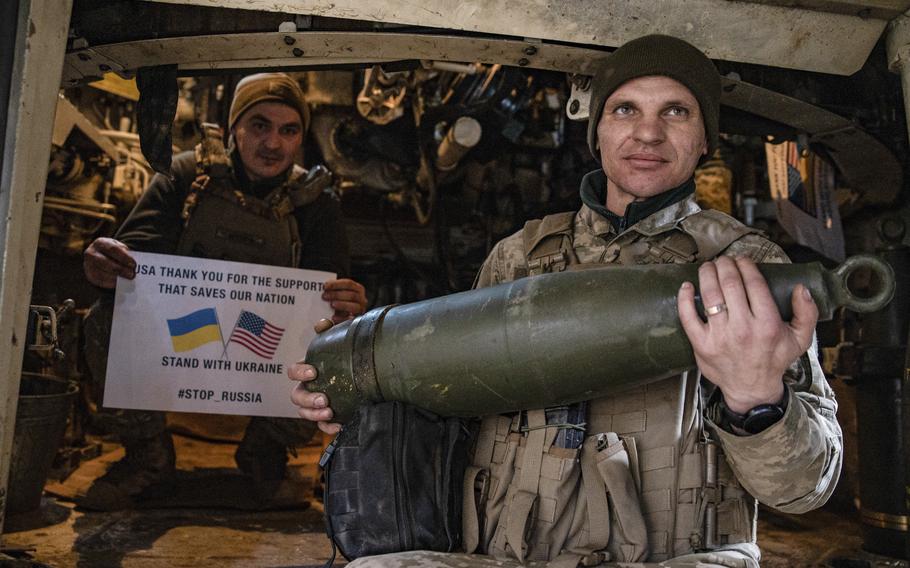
left=587, top=381, right=684, bottom=559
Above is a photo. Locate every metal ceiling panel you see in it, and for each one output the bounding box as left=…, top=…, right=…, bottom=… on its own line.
left=146, top=0, right=890, bottom=75
left=61, top=32, right=611, bottom=84
left=746, top=0, right=909, bottom=20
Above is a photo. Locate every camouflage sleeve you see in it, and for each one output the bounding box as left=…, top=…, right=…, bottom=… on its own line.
left=473, top=243, right=503, bottom=289
left=472, top=230, right=526, bottom=289
left=722, top=233, right=788, bottom=263
left=706, top=234, right=844, bottom=513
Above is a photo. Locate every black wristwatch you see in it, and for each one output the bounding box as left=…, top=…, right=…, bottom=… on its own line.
left=721, top=384, right=789, bottom=435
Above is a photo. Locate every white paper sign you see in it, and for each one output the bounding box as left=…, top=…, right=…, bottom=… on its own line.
left=104, top=251, right=334, bottom=418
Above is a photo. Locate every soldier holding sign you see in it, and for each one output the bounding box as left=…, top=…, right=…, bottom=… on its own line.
left=81, top=73, right=367, bottom=510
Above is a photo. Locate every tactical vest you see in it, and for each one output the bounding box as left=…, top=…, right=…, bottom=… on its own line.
left=175, top=123, right=333, bottom=267
left=463, top=208, right=762, bottom=564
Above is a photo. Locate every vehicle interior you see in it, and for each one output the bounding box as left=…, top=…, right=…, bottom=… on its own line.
left=1, top=0, right=910, bottom=566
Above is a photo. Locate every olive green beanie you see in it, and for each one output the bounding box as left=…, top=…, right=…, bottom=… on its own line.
left=586, top=35, right=720, bottom=162
left=228, top=73, right=310, bottom=132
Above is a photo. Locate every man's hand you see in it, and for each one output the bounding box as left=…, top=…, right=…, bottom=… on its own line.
left=289, top=318, right=342, bottom=434
left=677, top=256, right=818, bottom=414
left=289, top=361, right=341, bottom=435
left=323, top=278, right=367, bottom=324
left=83, top=238, right=137, bottom=289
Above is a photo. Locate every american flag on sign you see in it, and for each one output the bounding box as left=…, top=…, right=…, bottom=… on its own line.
left=228, top=310, right=286, bottom=359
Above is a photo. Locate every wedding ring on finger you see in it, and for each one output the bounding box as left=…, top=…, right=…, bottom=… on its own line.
left=705, top=303, right=727, bottom=316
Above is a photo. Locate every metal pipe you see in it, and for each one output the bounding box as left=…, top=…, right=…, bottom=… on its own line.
left=43, top=195, right=116, bottom=211
left=887, top=11, right=910, bottom=147
left=98, top=129, right=141, bottom=144
left=306, top=256, right=895, bottom=422
left=422, top=60, right=480, bottom=75
left=855, top=223, right=910, bottom=556
left=42, top=200, right=118, bottom=223
left=436, top=116, right=482, bottom=171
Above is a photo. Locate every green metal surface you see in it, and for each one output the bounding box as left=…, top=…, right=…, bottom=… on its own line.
left=306, top=256, right=894, bottom=422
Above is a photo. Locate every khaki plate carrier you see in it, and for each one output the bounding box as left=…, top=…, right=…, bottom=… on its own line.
left=463, top=208, right=761, bottom=565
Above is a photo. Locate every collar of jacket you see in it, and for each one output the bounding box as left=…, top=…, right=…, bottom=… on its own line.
left=576, top=193, right=704, bottom=243
left=579, top=169, right=696, bottom=232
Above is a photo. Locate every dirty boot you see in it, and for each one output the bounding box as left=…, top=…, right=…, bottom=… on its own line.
left=235, top=419, right=290, bottom=500
left=77, top=432, right=176, bottom=511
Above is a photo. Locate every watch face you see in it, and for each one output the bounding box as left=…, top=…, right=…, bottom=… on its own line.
left=743, top=405, right=785, bottom=434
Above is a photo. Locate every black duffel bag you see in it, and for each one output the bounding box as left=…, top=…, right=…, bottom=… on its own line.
left=320, top=401, right=470, bottom=564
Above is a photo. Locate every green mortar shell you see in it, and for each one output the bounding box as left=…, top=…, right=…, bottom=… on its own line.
left=306, top=255, right=894, bottom=422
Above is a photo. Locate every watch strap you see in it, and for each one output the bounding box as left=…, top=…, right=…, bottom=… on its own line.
left=721, top=384, right=789, bottom=435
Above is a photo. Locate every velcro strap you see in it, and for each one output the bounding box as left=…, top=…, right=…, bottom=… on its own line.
left=580, top=436, right=611, bottom=549
left=623, top=436, right=641, bottom=495
left=472, top=416, right=500, bottom=467
left=678, top=450, right=704, bottom=490
left=506, top=410, right=548, bottom=560
left=506, top=489, right=539, bottom=561
left=595, top=434, right=649, bottom=562
left=640, top=445, right=675, bottom=473
left=517, top=411, right=548, bottom=494
left=462, top=465, right=485, bottom=553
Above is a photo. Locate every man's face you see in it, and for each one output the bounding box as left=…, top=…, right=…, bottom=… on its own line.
left=596, top=75, right=708, bottom=213
left=233, top=101, right=304, bottom=181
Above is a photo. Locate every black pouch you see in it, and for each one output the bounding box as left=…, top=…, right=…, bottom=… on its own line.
left=320, top=401, right=470, bottom=563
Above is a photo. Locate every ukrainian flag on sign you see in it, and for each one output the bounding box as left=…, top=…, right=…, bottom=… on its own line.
left=167, top=308, right=222, bottom=352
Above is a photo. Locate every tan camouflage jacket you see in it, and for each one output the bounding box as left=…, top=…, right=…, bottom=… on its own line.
left=475, top=195, right=843, bottom=517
